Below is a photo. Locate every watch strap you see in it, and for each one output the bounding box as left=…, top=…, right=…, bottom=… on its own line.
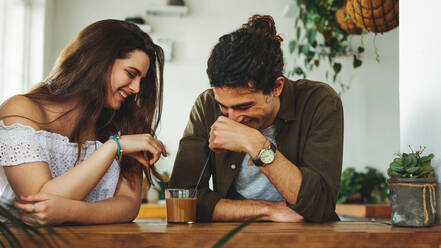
left=253, top=142, right=276, bottom=167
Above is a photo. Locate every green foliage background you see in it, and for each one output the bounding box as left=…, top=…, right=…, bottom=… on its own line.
left=338, top=166, right=388, bottom=204
left=288, top=0, right=368, bottom=92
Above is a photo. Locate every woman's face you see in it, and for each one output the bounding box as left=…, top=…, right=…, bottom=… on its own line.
left=105, top=49, right=150, bottom=110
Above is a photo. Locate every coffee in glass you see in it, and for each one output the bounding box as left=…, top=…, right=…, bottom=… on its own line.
left=165, top=189, right=197, bottom=224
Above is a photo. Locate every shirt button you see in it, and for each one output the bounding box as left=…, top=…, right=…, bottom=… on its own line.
left=230, top=164, right=236, bottom=170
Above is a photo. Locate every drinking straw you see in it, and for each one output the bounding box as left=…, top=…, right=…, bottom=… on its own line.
left=193, top=150, right=213, bottom=198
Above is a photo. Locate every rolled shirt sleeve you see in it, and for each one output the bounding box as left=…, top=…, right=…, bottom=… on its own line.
left=286, top=87, right=343, bottom=222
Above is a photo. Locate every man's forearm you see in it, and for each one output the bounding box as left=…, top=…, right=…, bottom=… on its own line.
left=211, top=198, right=304, bottom=222
left=211, top=198, right=273, bottom=221
left=258, top=151, right=303, bottom=205
left=243, top=132, right=303, bottom=205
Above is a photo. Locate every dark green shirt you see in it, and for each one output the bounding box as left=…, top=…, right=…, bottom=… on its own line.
left=170, top=79, right=344, bottom=223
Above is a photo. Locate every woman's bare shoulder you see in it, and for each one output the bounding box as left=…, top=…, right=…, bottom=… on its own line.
left=0, top=95, right=46, bottom=130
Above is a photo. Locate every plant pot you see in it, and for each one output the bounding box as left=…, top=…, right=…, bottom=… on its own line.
left=346, top=0, right=399, bottom=33
left=388, top=177, right=437, bottom=227
left=335, top=7, right=362, bottom=35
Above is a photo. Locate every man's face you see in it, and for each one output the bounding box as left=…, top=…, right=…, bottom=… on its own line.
left=213, top=86, right=279, bottom=130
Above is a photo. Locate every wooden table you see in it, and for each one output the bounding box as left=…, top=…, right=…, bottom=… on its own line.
left=4, top=221, right=441, bottom=248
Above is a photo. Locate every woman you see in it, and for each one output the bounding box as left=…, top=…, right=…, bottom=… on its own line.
left=0, top=19, right=166, bottom=225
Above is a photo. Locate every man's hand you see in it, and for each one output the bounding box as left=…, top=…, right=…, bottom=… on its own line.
left=209, top=116, right=266, bottom=158
left=266, top=201, right=304, bottom=222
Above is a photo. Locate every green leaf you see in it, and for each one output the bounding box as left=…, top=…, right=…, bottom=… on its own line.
left=420, top=164, right=435, bottom=172
left=306, top=51, right=315, bottom=63
left=406, top=166, right=419, bottom=174
left=333, top=62, right=342, bottom=74
left=389, top=162, right=405, bottom=172
left=409, top=154, right=417, bottom=167
left=357, top=46, right=365, bottom=53
left=353, top=55, right=362, bottom=68
left=375, top=47, right=380, bottom=63
left=402, top=155, right=412, bottom=167
left=289, top=40, right=297, bottom=54
left=420, top=153, right=434, bottom=164
left=393, top=157, right=402, bottom=164
left=301, top=45, right=310, bottom=56
left=388, top=168, right=401, bottom=177
left=306, top=29, right=317, bottom=45
left=0, top=203, right=68, bottom=248
left=213, top=215, right=266, bottom=248
left=297, top=44, right=304, bottom=56
left=0, top=222, right=21, bottom=248
left=294, top=67, right=304, bottom=76
left=301, top=11, right=308, bottom=25
left=296, top=26, right=301, bottom=40
left=337, top=195, right=347, bottom=204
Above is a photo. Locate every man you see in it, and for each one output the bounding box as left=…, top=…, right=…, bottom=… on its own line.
left=170, top=15, right=343, bottom=223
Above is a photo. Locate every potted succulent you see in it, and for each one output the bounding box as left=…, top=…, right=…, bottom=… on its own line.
left=387, top=146, right=437, bottom=227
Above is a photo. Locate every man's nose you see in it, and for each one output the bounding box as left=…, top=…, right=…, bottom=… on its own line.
left=227, top=109, right=242, bottom=122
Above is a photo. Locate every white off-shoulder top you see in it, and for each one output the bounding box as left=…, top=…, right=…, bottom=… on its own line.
left=0, top=120, right=120, bottom=203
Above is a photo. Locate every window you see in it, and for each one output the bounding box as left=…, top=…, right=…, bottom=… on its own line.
left=0, top=0, right=45, bottom=103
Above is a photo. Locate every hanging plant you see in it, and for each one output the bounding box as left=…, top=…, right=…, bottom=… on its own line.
left=335, top=7, right=362, bottom=35
left=346, top=0, right=399, bottom=34
left=288, top=0, right=398, bottom=93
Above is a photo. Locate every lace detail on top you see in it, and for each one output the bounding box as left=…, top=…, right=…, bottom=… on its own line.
left=0, top=120, right=120, bottom=203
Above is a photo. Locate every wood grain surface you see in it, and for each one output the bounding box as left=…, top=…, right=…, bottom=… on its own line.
left=3, top=221, right=441, bottom=248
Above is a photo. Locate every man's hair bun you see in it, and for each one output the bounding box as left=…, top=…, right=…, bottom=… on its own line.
left=241, top=15, right=283, bottom=42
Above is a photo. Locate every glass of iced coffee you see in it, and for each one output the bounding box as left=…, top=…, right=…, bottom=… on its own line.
left=165, top=189, right=197, bottom=224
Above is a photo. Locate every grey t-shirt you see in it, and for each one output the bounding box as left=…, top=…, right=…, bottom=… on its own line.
left=232, top=125, right=285, bottom=201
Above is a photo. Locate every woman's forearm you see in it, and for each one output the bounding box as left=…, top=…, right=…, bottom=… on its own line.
left=68, top=195, right=141, bottom=225
left=14, top=169, right=143, bottom=226
left=39, top=140, right=118, bottom=200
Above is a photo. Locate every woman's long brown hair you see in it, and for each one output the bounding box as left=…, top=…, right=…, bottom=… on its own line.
left=23, top=19, right=164, bottom=184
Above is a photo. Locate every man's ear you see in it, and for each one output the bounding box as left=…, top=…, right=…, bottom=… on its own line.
left=272, top=76, right=285, bottom=97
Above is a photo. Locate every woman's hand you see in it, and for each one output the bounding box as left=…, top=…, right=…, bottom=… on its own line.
left=14, top=194, right=75, bottom=226
left=113, top=134, right=167, bottom=167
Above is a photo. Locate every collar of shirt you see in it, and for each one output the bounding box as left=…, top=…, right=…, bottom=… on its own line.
left=276, top=79, right=296, bottom=122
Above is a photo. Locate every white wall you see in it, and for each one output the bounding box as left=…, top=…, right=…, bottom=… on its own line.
left=297, top=30, right=400, bottom=175
left=45, top=0, right=399, bottom=176
left=400, top=1, right=441, bottom=222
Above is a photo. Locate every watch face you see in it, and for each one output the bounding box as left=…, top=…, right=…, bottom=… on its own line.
left=260, top=149, right=275, bottom=164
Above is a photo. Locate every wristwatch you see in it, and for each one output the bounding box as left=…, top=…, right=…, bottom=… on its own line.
left=252, top=142, right=277, bottom=167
